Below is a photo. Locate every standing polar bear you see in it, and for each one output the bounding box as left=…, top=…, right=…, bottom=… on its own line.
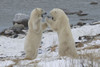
left=24, top=8, right=47, bottom=60
left=46, top=8, right=78, bottom=58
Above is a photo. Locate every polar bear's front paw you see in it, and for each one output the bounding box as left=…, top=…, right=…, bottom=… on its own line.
left=46, top=17, right=49, bottom=23
left=46, top=17, right=52, bottom=24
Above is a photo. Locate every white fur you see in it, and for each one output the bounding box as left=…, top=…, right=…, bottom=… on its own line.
left=24, top=8, right=47, bottom=60
left=46, top=8, right=78, bottom=58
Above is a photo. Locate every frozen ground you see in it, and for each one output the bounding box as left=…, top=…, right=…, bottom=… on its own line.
left=0, top=22, right=100, bottom=67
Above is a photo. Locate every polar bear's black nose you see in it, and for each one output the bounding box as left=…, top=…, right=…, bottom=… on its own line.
left=41, top=12, right=47, bottom=17
left=47, top=16, right=53, bottom=19
left=43, top=12, right=47, bottom=15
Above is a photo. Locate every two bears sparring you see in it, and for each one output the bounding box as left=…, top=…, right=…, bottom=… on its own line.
left=24, top=8, right=78, bottom=60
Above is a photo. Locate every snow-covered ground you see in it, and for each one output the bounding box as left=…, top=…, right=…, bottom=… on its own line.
left=0, top=23, right=100, bottom=67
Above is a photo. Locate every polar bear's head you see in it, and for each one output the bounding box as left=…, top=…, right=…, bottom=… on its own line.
left=49, top=8, right=66, bottom=21
left=29, top=8, right=47, bottom=33
left=46, top=8, right=69, bottom=32
left=31, top=8, right=46, bottom=19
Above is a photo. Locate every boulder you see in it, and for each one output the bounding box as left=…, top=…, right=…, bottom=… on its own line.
left=0, top=29, right=14, bottom=36
left=11, top=34, right=18, bottom=38
left=77, top=22, right=86, bottom=26
left=76, top=42, right=84, bottom=47
left=90, top=21, right=100, bottom=25
left=13, top=13, right=29, bottom=27
left=90, top=1, right=98, bottom=5
left=11, top=23, right=25, bottom=34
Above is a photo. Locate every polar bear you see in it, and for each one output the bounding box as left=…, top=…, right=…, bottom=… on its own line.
left=24, top=8, right=47, bottom=60
left=46, top=8, right=78, bottom=58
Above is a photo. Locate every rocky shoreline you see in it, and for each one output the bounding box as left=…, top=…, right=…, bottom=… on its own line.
left=0, top=11, right=100, bottom=39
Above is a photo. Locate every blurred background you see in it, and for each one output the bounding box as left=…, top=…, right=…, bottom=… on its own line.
left=0, top=0, right=100, bottom=31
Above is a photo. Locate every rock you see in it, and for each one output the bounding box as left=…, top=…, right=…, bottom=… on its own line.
left=41, top=41, right=43, bottom=44
left=0, top=29, right=5, bottom=35
left=0, top=23, right=25, bottom=37
left=84, top=36, right=94, bottom=40
left=38, top=49, right=42, bottom=54
left=11, top=34, right=18, bottom=38
left=11, top=23, right=25, bottom=34
left=47, top=30, right=53, bottom=32
left=50, top=45, right=57, bottom=52
left=63, top=9, right=85, bottom=16
left=70, top=24, right=73, bottom=28
left=77, top=13, right=88, bottom=16
left=76, top=42, right=84, bottom=47
left=4, top=29, right=14, bottom=36
left=90, top=2, right=98, bottom=5
left=90, top=21, right=100, bottom=25
left=43, top=28, right=53, bottom=33
left=79, top=36, right=94, bottom=42
left=21, top=51, right=25, bottom=56
left=13, top=13, right=29, bottom=27
left=76, top=10, right=88, bottom=16
left=80, top=18, right=94, bottom=21
left=78, top=36, right=82, bottom=40
left=0, top=29, right=14, bottom=36
left=62, top=9, right=77, bottom=15
left=77, top=22, right=86, bottom=26
left=17, top=34, right=26, bottom=39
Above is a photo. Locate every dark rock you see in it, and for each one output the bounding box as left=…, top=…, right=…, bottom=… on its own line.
left=47, top=30, right=53, bottom=32
left=22, top=53, right=25, bottom=56
left=11, top=23, right=25, bottom=34
left=90, top=2, right=98, bottom=5
left=79, top=37, right=82, bottom=40
left=42, top=37, right=44, bottom=39
left=77, top=22, right=86, bottom=26
left=13, top=13, right=29, bottom=27
left=62, top=9, right=77, bottom=15
left=0, top=23, right=25, bottom=37
left=79, top=36, right=94, bottom=41
left=12, top=34, right=18, bottom=38
left=76, top=10, right=83, bottom=14
left=77, top=13, right=88, bottom=16
left=70, top=24, right=73, bottom=28
left=80, top=18, right=94, bottom=21
left=0, top=57, right=4, bottom=59
left=0, top=29, right=13, bottom=36
left=63, top=9, right=84, bottom=16
left=38, top=49, right=42, bottom=54
left=76, top=42, right=84, bottom=47
left=5, top=29, right=13, bottom=35
left=65, top=11, right=77, bottom=15
left=41, top=41, right=43, bottom=44
left=84, top=36, right=94, bottom=40
left=90, top=21, right=100, bottom=25
left=76, top=10, right=88, bottom=16
left=63, top=9, right=88, bottom=17
left=0, top=29, right=5, bottom=35
left=21, top=51, right=25, bottom=56
left=4, top=29, right=14, bottom=36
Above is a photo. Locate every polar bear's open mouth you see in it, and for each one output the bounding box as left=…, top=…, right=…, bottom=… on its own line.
left=41, top=12, right=47, bottom=18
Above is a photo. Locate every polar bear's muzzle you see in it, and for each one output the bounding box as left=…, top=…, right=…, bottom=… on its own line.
left=47, top=15, right=54, bottom=21
left=41, top=12, right=47, bottom=18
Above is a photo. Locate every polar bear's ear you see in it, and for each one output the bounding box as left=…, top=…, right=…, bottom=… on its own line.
left=35, top=8, right=38, bottom=11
